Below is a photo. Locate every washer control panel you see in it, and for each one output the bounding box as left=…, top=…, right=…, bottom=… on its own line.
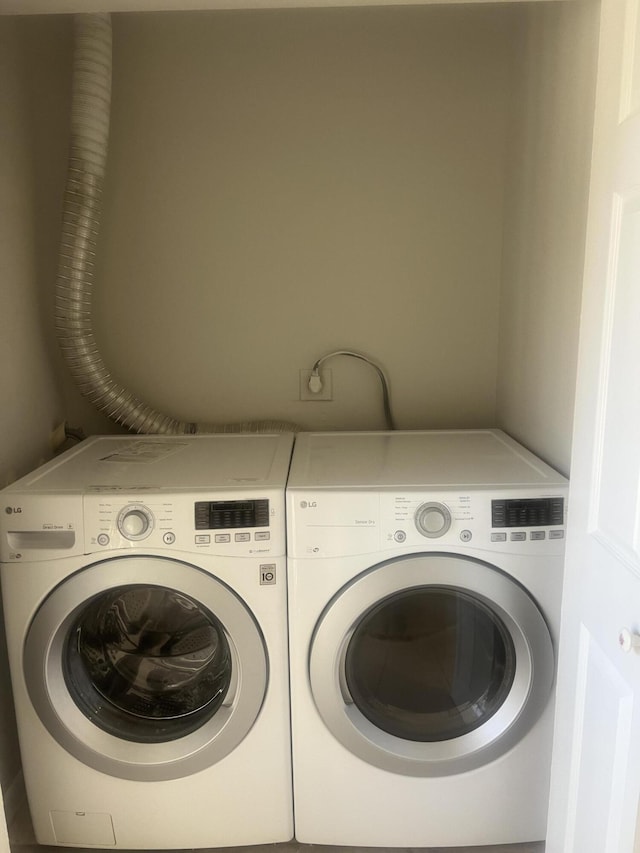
left=82, top=492, right=283, bottom=557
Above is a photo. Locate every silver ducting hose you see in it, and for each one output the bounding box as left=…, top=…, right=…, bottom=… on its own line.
left=55, top=13, right=296, bottom=436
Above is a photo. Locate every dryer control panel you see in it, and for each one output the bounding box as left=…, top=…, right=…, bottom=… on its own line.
left=395, top=491, right=567, bottom=555
left=287, top=488, right=568, bottom=558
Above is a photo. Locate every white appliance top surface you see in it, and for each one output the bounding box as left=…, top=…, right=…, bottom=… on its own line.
left=6, top=434, right=295, bottom=494
left=287, top=430, right=567, bottom=489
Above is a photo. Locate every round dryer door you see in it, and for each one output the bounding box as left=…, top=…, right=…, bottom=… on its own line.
left=24, top=556, right=267, bottom=781
left=309, top=553, right=554, bottom=777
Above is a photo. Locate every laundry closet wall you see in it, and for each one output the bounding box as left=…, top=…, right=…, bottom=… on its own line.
left=11, top=5, right=597, bottom=473
left=0, top=17, right=66, bottom=817
left=64, top=5, right=518, bottom=436
left=496, top=1, right=599, bottom=474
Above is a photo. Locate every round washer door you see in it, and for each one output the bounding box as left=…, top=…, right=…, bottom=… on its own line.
left=309, top=553, right=554, bottom=777
left=24, top=556, right=267, bottom=782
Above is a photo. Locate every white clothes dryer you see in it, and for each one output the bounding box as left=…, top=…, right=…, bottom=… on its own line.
left=286, top=429, right=568, bottom=848
left=0, top=434, right=294, bottom=849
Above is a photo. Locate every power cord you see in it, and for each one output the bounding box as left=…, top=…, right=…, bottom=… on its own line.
left=308, top=349, right=396, bottom=430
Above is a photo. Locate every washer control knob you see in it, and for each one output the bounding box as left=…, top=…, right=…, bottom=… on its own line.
left=118, top=505, right=154, bottom=540
left=415, top=502, right=452, bottom=538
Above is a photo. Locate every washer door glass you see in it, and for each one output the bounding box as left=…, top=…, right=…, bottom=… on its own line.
left=344, top=587, right=516, bottom=742
left=24, top=556, right=268, bottom=782
left=64, top=585, right=232, bottom=743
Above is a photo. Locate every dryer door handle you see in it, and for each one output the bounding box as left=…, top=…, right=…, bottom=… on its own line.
left=338, top=666, right=354, bottom=705
left=336, top=629, right=356, bottom=705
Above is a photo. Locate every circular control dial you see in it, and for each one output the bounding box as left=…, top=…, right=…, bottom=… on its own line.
left=415, top=502, right=452, bottom=539
left=117, top=505, right=154, bottom=541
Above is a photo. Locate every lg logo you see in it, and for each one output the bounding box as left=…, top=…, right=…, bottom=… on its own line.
left=5, top=506, right=22, bottom=514
left=299, top=501, right=317, bottom=509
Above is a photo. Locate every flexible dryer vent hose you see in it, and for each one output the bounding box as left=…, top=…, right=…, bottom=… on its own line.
left=55, top=14, right=296, bottom=436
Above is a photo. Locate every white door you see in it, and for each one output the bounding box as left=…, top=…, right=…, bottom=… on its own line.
left=0, top=787, right=9, bottom=853
left=546, top=0, right=640, bottom=850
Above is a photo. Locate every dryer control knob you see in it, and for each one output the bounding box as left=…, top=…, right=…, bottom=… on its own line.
left=415, top=502, right=452, bottom=538
left=118, top=506, right=154, bottom=540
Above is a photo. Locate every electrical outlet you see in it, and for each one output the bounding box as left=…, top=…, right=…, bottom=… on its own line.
left=299, top=369, right=333, bottom=401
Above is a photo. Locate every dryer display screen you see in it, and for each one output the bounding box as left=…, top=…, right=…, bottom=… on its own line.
left=194, top=499, right=270, bottom=530
left=492, top=498, right=564, bottom=528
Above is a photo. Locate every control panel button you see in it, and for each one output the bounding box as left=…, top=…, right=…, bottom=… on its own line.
left=195, top=534, right=211, bottom=544
left=215, top=534, right=231, bottom=544
left=549, top=530, right=565, bottom=539
left=530, top=531, right=546, bottom=541
left=117, top=505, right=154, bottom=541
left=163, top=532, right=176, bottom=545
left=254, top=532, right=271, bottom=541
left=415, top=502, right=452, bottom=539
left=510, top=532, right=526, bottom=541
left=394, top=530, right=407, bottom=543
left=97, top=533, right=110, bottom=546
left=491, top=533, right=507, bottom=542
left=235, top=533, right=251, bottom=543
left=460, top=530, right=472, bottom=542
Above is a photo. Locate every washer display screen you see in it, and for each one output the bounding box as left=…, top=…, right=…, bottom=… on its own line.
left=64, top=585, right=232, bottom=742
left=194, top=500, right=270, bottom=530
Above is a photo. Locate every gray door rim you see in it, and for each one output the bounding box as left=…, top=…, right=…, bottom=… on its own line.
left=309, top=552, right=554, bottom=777
left=24, top=555, right=268, bottom=782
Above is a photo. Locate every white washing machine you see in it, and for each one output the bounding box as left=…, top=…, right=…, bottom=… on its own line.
left=0, top=434, right=294, bottom=849
left=286, top=429, right=568, bottom=848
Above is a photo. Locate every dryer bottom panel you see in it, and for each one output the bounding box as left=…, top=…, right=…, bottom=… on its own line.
left=290, top=698, right=555, bottom=847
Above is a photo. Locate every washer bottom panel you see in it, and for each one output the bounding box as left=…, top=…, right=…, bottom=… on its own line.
left=20, top=645, right=293, bottom=849
left=25, top=734, right=294, bottom=849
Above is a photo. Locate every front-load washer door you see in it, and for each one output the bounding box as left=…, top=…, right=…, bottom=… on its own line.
left=309, top=553, right=554, bottom=777
left=24, top=556, right=268, bottom=781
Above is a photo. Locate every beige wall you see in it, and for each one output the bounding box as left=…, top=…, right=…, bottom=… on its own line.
left=13, top=3, right=598, bottom=455
left=78, top=5, right=519, bottom=433
left=496, top=0, right=600, bottom=475
left=0, top=16, right=66, bottom=814
left=21, top=6, right=599, bottom=465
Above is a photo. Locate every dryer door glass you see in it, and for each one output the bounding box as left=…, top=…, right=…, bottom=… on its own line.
left=63, top=585, right=232, bottom=743
left=344, top=587, right=516, bottom=741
